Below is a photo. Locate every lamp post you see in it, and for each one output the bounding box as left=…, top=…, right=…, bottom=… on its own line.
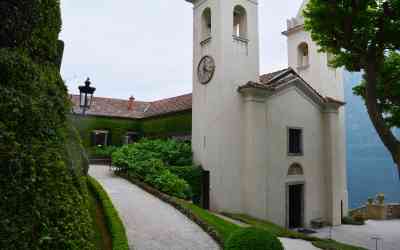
left=78, top=78, right=96, bottom=115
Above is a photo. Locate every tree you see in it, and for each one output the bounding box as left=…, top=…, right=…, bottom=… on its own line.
left=303, top=0, right=400, bottom=176
left=0, top=0, right=95, bottom=249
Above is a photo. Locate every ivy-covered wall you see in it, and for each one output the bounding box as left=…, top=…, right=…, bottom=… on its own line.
left=71, top=111, right=192, bottom=148
left=71, top=115, right=141, bottom=147
left=142, top=111, right=192, bottom=138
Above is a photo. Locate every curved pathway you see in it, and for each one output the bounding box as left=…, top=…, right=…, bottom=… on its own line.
left=89, top=165, right=220, bottom=250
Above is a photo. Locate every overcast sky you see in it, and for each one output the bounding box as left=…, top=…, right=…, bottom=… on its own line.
left=60, top=0, right=304, bottom=101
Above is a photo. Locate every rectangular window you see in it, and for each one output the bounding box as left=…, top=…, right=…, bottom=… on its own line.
left=124, top=132, right=139, bottom=144
left=288, top=128, right=303, bottom=155
left=92, top=130, right=109, bottom=147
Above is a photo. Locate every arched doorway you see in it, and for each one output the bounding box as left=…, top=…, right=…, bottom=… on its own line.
left=286, top=163, right=305, bottom=228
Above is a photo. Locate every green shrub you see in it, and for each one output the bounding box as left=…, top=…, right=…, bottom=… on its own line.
left=169, top=165, right=202, bottom=204
left=225, top=227, right=284, bottom=250
left=87, top=177, right=129, bottom=250
left=89, top=145, right=120, bottom=158
left=112, top=140, right=193, bottom=199
left=146, top=169, right=191, bottom=199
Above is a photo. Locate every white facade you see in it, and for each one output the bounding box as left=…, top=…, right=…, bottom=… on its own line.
left=187, top=0, right=348, bottom=227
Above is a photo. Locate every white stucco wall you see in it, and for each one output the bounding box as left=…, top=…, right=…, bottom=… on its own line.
left=264, top=87, right=327, bottom=227
left=191, top=0, right=260, bottom=212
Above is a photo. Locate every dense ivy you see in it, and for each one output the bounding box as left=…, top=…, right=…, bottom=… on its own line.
left=71, top=111, right=191, bottom=149
left=71, top=115, right=141, bottom=148
left=0, top=1, right=94, bottom=249
left=141, top=112, right=192, bottom=137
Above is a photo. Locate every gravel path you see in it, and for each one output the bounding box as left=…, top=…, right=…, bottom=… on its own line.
left=89, top=165, right=220, bottom=250
left=313, top=219, right=400, bottom=250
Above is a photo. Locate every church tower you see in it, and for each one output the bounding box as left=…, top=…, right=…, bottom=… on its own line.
left=185, top=0, right=260, bottom=212
left=284, top=0, right=344, bottom=101
left=283, top=0, right=348, bottom=225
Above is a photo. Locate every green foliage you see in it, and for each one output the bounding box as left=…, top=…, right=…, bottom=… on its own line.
left=313, top=239, right=367, bottom=250
left=87, top=177, right=129, bottom=250
left=146, top=168, right=191, bottom=199
left=141, top=112, right=191, bottom=137
left=303, top=0, right=400, bottom=170
left=0, top=0, right=62, bottom=63
left=89, top=145, right=120, bottom=159
left=176, top=200, right=240, bottom=242
left=224, top=214, right=367, bottom=250
left=169, top=165, right=202, bottom=204
left=0, top=48, right=95, bottom=249
left=71, top=115, right=141, bottom=148
left=225, top=227, right=284, bottom=250
left=0, top=1, right=95, bottom=248
left=353, top=51, right=400, bottom=128
left=112, top=139, right=194, bottom=199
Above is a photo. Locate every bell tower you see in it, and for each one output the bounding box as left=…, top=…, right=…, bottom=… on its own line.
left=284, top=0, right=344, bottom=101
left=185, top=0, right=260, bottom=211
left=283, top=0, right=348, bottom=225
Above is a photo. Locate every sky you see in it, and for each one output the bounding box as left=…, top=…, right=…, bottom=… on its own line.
left=60, top=0, right=304, bottom=101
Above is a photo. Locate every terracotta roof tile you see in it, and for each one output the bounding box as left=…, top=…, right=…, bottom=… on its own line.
left=70, top=93, right=192, bottom=119
left=71, top=69, right=344, bottom=119
left=143, top=93, right=192, bottom=118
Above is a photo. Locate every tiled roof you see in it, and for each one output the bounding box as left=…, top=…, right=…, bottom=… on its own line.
left=144, top=94, right=193, bottom=118
left=71, top=68, right=344, bottom=119
left=259, top=68, right=290, bottom=84
left=70, top=93, right=192, bottom=119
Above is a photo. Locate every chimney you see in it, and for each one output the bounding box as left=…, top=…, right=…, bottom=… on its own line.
left=128, top=96, right=135, bottom=111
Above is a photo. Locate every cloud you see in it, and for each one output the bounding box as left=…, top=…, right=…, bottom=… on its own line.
left=60, top=0, right=303, bottom=101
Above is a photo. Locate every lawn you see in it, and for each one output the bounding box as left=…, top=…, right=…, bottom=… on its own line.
left=223, top=213, right=368, bottom=250
left=88, top=187, right=113, bottom=250
left=175, top=200, right=240, bottom=242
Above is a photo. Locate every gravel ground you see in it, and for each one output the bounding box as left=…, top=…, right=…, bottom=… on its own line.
left=89, top=165, right=220, bottom=250
left=313, top=219, right=400, bottom=250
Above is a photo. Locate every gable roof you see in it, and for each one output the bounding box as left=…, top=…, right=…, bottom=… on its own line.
left=71, top=68, right=344, bottom=119
left=70, top=93, right=192, bottom=119
left=239, top=68, right=345, bottom=109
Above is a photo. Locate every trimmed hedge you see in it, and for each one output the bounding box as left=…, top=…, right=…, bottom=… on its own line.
left=225, top=227, right=284, bottom=250
left=87, top=176, right=129, bottom=250
left=0, top=1, right=95, bottom=246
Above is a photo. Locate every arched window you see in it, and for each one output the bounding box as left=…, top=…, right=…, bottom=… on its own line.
left=202, top=8, right=212, bottom=40
left=297, top=43, right=309, bottom=68
left=233, top=5, right=247, bottom=38
left=288, top=163, right=304, bottom=176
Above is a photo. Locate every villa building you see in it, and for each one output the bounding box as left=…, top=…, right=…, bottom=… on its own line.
left=72, top=0, right=349, bottom=228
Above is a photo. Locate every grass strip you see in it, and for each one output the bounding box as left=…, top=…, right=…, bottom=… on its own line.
left=87, top=176, right=130, bottom=250
left=223, top=213, right=367, bottom=250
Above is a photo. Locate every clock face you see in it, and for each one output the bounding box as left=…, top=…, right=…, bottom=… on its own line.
left=197, top=55, right=215, bottom=85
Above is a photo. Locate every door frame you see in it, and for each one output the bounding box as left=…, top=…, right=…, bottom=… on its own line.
left=285, top=181, right=305, bottom=228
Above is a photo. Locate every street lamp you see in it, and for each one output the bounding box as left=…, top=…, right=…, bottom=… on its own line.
left=79, top=78, right=96, bottom=115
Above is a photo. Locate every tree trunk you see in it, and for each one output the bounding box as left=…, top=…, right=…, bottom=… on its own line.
left=364, top=55, right=400, bottom=178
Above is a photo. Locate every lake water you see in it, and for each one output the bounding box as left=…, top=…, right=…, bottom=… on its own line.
left=345, top=72, right=400, bottom=208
